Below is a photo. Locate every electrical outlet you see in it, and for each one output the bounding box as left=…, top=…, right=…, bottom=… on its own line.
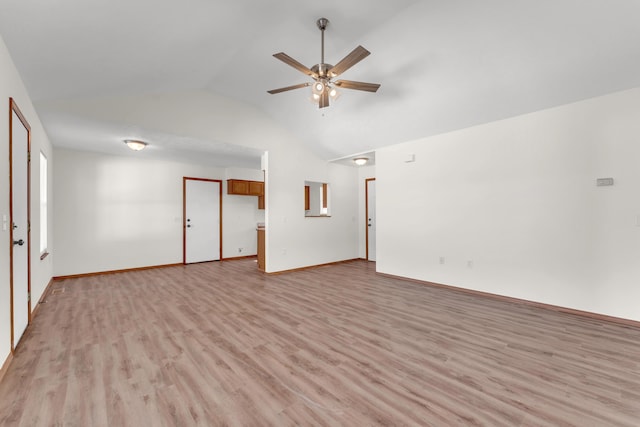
left=439, top=256, right=445, bottom=265
left=467, top=260, right=473, bottom=269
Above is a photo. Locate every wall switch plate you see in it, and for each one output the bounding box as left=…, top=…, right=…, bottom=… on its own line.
left=596, top=177, right=614, bottom=186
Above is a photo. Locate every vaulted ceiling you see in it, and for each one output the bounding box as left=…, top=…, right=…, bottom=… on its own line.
left=2, top=0, right=640, bottom=166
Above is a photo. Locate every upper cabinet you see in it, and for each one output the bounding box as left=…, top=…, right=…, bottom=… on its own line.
left=228, top=179, right=249, bottom=195
left=304, top=185, right=310, bottom=211
left=248, top=181, right=264, bottom=196
left=228, top=179, right=265, bottom=209
left=228, top=179, right=264, bottom=196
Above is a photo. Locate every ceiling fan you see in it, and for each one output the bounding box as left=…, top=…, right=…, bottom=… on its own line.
left=267, top=18, right=380, bottom=109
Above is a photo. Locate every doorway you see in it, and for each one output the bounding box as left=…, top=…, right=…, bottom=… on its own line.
left=9, top=98, right=31, bottom=351
left=366, top=178, right=376, bottom=261
left=183, top=178, right=222, bottom=264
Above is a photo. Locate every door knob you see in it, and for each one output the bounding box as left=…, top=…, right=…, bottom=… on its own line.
left=13, top=239, right=24, bottom=246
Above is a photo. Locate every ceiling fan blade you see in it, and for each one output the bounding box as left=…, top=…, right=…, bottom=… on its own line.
left=329, top=46, right=371, bottom=77
left=319, top=90, right=330, bottom=108
left=267, top=82, right=312, bottom=94
left=334, top=80, right=380, bottom=92
left=273, top=52, right=318, bottom=78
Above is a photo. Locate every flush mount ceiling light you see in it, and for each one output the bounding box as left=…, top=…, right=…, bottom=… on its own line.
left=124, top=139, right=148, bottom=151
left=353, top=157, right=369, bottom=166
left=267, top=18, right=380, bottom=109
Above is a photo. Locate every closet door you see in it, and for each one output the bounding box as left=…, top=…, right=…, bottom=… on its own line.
left=366, top=178, right=376, bottom=261
left=10, top=99, right=31, bottom=350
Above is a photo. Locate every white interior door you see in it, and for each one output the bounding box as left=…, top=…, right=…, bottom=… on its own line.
left=11, top=105, right=30, bottom=349
left=366, top=179, right=376, bottom=261
left=184, top=179, right=221, bottom=263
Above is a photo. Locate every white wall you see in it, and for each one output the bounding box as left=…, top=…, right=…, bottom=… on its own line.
left=265, top=151, right=359, bottom=270
left=376, top=87, right=640, bottom=322
left=0, top=35, right=54, bottom=364
left=53, top=148, right=265, bottom=276
left=44, top=91, right=360, bottom=273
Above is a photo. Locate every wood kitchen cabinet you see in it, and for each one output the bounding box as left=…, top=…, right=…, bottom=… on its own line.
left=322, top=183, right=328, bottom=209
left=257, top=227, right=265, bottom=271
left=228, top=179, right=249, bottom=195
left=227, top=179, right=264, bottom=196
left=248, top=181, right=263, bottom=196
left=227, top=179, right=265, bottom=209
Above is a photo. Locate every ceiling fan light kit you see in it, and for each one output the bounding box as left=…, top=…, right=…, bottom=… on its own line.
left=268, top=18, right=380, bottom=109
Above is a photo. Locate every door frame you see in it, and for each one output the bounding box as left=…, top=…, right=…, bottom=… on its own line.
left=365, top=177, right=375, bottom=261
left=9, top=97, right=32, bottom=352
left=182, top=177, right=223, bottom=264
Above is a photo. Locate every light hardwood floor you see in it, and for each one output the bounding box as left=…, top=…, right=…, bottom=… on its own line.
left=1, top=260, right=639, bottom=426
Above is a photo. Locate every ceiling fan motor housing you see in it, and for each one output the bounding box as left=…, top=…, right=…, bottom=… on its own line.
left=311, top=63, right=333, bottom=79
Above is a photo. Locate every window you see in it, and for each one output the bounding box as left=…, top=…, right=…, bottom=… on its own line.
left=39, top=152, right=48, bottom=256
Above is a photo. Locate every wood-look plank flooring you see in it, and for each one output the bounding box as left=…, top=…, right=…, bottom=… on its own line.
left=1, top=260, right=639, bottom=426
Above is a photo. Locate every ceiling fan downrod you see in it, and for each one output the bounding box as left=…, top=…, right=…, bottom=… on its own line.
left=317, top=18, right=329, bottom=77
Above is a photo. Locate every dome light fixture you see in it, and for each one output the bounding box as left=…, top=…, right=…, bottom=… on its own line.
left=124, top=139, right=148, bottom=151
left=353, top=157, right=368, bottom=166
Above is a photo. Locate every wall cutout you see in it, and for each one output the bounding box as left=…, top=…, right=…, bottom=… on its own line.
left=304, top=181, right=330, bottom=217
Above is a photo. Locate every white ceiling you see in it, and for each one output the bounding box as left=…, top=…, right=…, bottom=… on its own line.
left=1, top=0, right=640, bottom=166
